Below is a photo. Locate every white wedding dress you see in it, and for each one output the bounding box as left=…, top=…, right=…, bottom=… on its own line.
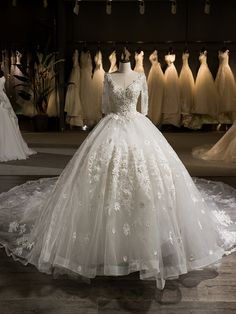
left=162, top=54, right=180, bottom=126
left=134, top=51, right=144, bottom=73
left=65, top=49, right=83, bottom=127
left=215, top=50, right=236, bottom=115
left=179, top=52, right=195, bottom=114
left=91, top=50, right=104, bottom=123
left=147, top=50, right=165, bottom=124
left=0, top=76, right=36, bottom=161
left=80, top=51, right=94, bottom=126
left=193, top=51, right=219, bottom=117
left=0, top=72, right=236, bottom=290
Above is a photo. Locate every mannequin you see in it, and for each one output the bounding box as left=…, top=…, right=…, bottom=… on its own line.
left=109, top=61, right=139, bottom=89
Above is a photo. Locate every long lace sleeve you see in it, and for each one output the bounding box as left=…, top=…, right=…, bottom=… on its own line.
left=101, top=73, right=110, bottom=114
left=141, top=74, right=148, bottom=115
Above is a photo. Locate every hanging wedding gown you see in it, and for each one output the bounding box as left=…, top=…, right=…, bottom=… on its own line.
left=46, top=55, right=60, bottom=117
left=91, top=50, right=104, bottom=123
left=192, top=120, right=236, bottom=162
left=14, top=51, right=35, bottom=117
left=108, top=51, right=118, bottom=73
left=134, top=51, right=144, bottom=73
left=0, top=72, right=236, bottom=290
left=147, top=50, right=165, bottom=124
left=65, top=49, right=83, bottom=127
left=162, top=54, right=180, bottom=126
left=9, top=51, right=17, bottom=106
left=179, top=52, right=195, bottom=114
left=80, top=51, right=94, bottom=126
left=121, top=47, right=131, bottom=62
left=215, top=50, right=236, bottom=115
left=1, top=50, right=10, bottom=95
left=193, top=51, right=219, bottom=117
left=0, top=76, right=36, bottom=161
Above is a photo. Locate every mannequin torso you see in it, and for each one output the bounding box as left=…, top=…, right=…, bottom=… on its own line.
left=109, top=62, right=140, bottom=89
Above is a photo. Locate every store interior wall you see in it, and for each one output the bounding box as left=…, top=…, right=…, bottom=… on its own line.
left=1, top=0, right=236, bottom=77
left=1, top=0, right=236, bottom=123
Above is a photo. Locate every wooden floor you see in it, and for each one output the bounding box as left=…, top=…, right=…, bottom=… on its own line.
left=0, top=176, right=236, bottom=314
left=0, top=248, right=235, bottom=314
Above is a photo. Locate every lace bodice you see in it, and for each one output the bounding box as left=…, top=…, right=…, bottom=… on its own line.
left=199, top=52, right=207, bottom=65
left=149, top=50, right=158, bottom=65
left=134, top=51, right=144, bottom=73
left=182, top=52, right=190, bottom=66
left=218, top=50, right=229, bottom=66
left=108, top=51, right=118, bottom=73
left=165, top=54, right=175, bottom=66
left=102, top=72, right=148, bottom=118
left=94, top=51, right=103, bottom=70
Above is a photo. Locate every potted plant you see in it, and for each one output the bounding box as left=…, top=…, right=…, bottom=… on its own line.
left=14, top=52, right=64, bottom=131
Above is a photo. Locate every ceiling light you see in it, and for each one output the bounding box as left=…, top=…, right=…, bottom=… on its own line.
left=12, top=0, right=17, bottom=7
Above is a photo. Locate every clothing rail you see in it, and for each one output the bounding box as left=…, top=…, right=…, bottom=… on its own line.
left=71, top=40, right=236, bottom=45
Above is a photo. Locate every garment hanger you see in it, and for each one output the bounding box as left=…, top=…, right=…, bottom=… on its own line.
left=219, top=46, right=228, bottom=53
left=136, top=47, right=143, bottom=54
left=167, top=46, right=174, bottom=55
left=200, top=46, right=207, bottom=54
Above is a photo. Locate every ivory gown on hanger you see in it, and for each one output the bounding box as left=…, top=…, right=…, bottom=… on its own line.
left=193, top=51, right=219, bottom=118
left=65, top=49, right=83, bottom=127
left=0, top=71, right=235, bottom=290
left=0, top=76, right=36, bottom=161
left=46, top=55, right=60, bottom=117
left=91, top=50, right=105, bottom=123
left=179, top=52, right=195, bottom=114
left=147, top=50, right=165, bottom=124
left=162, top=54, right=180, bottom=126
left=80, top=50, right=94, bottom=126
left=108, top=51, right=118, bottom=73
left=215, top=50, right=236, bottom=116
left=9, top=51, right=17, bottom=105
left=134, top=51, right=144, bottom=73
left=14, top=51, right=35, bottom=117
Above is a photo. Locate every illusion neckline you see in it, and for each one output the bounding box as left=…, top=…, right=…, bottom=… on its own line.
left=107, top=72, right=143, bottom=91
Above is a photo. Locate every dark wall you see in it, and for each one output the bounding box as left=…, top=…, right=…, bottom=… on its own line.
left=63, top=0, right=236, bottom=78
left=1, top=0, right=236, bottom=78
left=0, top=0, right=56, bottom=50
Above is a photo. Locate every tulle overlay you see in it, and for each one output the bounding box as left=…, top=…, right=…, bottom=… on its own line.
left=0, top=113, right=236, bottom=289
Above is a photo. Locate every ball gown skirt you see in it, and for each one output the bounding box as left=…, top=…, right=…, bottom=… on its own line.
left=0, top=73, right=235, bottom=290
